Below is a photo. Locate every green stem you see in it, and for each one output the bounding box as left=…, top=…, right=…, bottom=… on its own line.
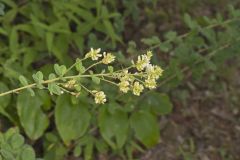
left=99, top=77, right=119, bottom=86
left=134, top=77, right=145, bottom=84
left=150, top=17, right=240, bottom=50
left=78, top=83, right=94, bottom=96
left=85, top=61, right=102, bottom=73
left=142, top=37, right=240, bottom=97
left=65, top=57, right=87, bottom=74
left=59, top=86, right=75, bottom=95
left=0, top=70, right=151, bottom=97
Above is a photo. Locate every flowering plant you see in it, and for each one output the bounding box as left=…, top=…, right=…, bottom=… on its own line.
left=0, top=1, right=239, bottom=159
left=0, top=49, right=163, bottom=105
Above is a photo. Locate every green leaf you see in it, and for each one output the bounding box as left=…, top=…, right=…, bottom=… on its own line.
left=19, top=76, right=35, bottom=96
left=73, top=34, right=84, bottom=52
left=9, top=28, right=18, bottom=54
left=46, top=32, right=54, bottom=52
left=84, top=138, right=94, bottom=160
left=55, top=95, right=91, bottom=145
left=130, top=111, right=160, bottom=147
left=91, top=76, right=100, bottom=84
left=43, top=133, right=67, bottom=160
left=0, top=82, right=11, bottom=108
left=27, top=88, right=35, bottom=96
left=19, top=75, right=28, bottom=86
left=52, top=34, right=70, bottom=63
left=3, top=127, right=17, bottom=140
left=32, top=71, right=44, bottom=89
left=64, top=3, right=94, bottom=22
left=98, top=106, right=128, bottom=149
left=23, top=48, right=37, bottom=69
left=48, top=73, right=61, bottom=95
left=48, top=83, right=61, bottom=95
left=0, top=3, right=5, bottom=16
left=103, top=19, right=120, bottom=43
left=0, top=149, right=15, bottom=160
left=205, top=59, right=217, bottom=71
left=141, top=36, right=161, bottom=46
left=139, top=93, right=173, bottom=115
left=184, top=14, right=198, bottom=29
left=159, top=42, right=172, bottom=52
left=20, top=146, right=35, bottom=160
left=48, top=73, right=56, bottom=80
left=3, top=8, right=17, bottom=24
left=77, top=22, right=94, bottom=35
left=107, top=66, right=114, bottom=73
left=0, top=27, right=7, bottom=35
left=74, top=85, right=81, bottom=92
left=17, top=91, right=49, bottom=140
left=1, top=0, right=17, bottom=8
left=10, top=133, right=24, bottom=149
left=37, top=90, right=52, bottom=111
left=164, top=31, right=177, bottom=41
left=75, top=59, right=85, bottom=74
left=54, top=64, right=67, bottom=77
left=95, top=139, right=109, bottom=154
left=73, top=145, right=82, bottom=157
left=34, top=71, right=44, bottom=81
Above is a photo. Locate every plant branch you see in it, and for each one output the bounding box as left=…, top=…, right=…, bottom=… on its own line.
left=85, top=61, right=102, bottom=73
left=141, top=37, right=240, bottom=98
left=65, top=57, right=87, bottom=74
left=150, top=17, right=240, bottom=50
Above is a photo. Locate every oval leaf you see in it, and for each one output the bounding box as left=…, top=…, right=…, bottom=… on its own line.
left=140, top=93, right=173, bottom=115
left=130, top=111, right=160, bottom=147
left=55, top=95, right=91, bottom=145
left=17, top=91, right=49, bottom=140
left=98, top=106, right=128, bottom=149
left=0, top=82, right=11, bottom=108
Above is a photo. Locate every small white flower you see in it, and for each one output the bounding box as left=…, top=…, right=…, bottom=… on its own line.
left=132, top=81, right=144, bottom=96
left=102, top=52, right=115, bottom=64
left=135, top=54, right=151, bottom=71
left=64, top=79, right=76, bottom=88
left=92, top=90, right=106, bottom=104
left=119, top=70, right=134, bottom=82
left=144, top=78, right=157, bottom=89
left=85, top=48, right=102, bottom=60
left=118, top=80, right=130, bottom=93
left=146, top=64, right=164, bottom=80
left=146, top=50, right=153, bottom=58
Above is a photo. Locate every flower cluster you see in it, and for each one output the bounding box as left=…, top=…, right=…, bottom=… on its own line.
left=146, top=64, right=163, bottom=80
left=144, top=78, right=157, bottom=89
left=63, top=79, right=76, bottom=89
left=115, top=50, right=163, bottom=97
left=92, top=90, right=106, bottom=104
left=132, top=82, right=144, bottom=96
left=119, top=80, right=130, bottom=93
left=102, top=52, right=115, bottom=64
left=57, top=48, right=163, bottom=104
left=133, top=51, right=153, bottom=71
left=85, top=48, right=115, bottom=64
left=85, top=48, right=102, bottom=60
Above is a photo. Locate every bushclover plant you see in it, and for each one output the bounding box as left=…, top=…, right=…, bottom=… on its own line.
left=0, top=49, right=163, bottom=104
left=1, top=1, right=240, bottom=159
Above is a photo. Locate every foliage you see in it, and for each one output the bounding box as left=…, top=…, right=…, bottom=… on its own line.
left=0, top=0, right=240, bottom=159
left=0, top=0, right=121, bottom=78
left=0, top=128, right=39, bottom=160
